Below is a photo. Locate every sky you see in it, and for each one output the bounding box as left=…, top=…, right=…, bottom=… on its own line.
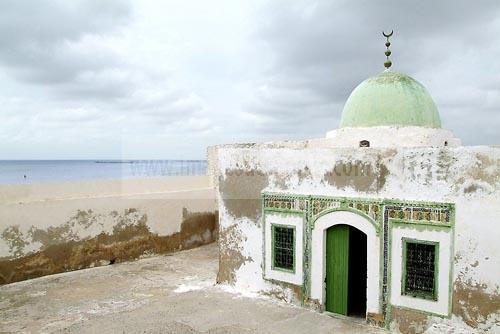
left=1, top=0, right=499, bottom=159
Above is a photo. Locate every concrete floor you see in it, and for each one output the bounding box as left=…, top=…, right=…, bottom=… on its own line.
left=0, top=244, right=387, bottom=334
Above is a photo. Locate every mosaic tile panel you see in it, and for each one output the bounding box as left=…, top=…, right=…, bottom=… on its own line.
left=262, top=192, right=454, bottom=325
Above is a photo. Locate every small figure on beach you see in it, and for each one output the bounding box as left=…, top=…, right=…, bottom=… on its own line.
left=24, top=174, right=27, bottom=180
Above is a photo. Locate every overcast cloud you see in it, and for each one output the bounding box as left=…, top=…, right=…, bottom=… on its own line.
left=1, top=0, right=499, bottom=159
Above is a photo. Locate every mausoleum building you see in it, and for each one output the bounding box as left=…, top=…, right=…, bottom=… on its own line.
left=208, top=34, right=499, bottom=333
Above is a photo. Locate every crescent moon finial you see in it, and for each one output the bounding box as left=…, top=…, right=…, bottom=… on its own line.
left=382, top=30, right=393, bottom=38
left=382, top=30, right=394, bottom=69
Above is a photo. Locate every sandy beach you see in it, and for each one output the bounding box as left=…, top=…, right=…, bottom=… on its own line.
left=0, top=175, right=212, bottom=205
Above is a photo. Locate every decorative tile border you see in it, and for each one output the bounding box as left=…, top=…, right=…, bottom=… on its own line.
left=263, top=194, right=308, bottom=212
left=262, top=192, right=455, bottom=326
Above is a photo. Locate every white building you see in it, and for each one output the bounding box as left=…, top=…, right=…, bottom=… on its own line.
left=208, top=38, right=500, bottom=333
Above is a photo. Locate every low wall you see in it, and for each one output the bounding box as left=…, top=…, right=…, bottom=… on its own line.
left=0, top=176, right=217, bottom=284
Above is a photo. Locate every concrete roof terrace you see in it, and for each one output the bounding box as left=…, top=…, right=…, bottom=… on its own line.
left=0, top=244, right=389, bottom=334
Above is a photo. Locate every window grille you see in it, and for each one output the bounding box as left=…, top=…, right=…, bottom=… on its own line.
left=403, top=240, right=438, bottom=300
left=272, top=225, right=295, bottom=271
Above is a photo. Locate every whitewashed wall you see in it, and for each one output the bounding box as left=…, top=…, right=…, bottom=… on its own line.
left=215, top=143, right=500, bottom=332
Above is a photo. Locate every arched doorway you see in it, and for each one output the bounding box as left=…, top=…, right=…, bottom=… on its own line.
left=310, top=210, right=380, bottom=317
left=325, top=224, right=367, bottom=316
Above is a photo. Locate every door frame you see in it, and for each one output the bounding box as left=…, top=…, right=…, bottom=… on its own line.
left=310, top=210, right=381, bottom=315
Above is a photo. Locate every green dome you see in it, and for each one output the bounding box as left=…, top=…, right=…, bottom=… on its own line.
left=340, top=71, right=441, bottom=128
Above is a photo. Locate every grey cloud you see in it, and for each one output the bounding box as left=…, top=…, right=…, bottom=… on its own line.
left=0, top=1, right=132, bottom=92
left=0, top=1, right=130, bottom=45
left=1, top=1, right=499, bottom=159
left=0, top=0, right=131, bottom=57
left=243, top=0, right=500, bottom=144
left=0, top=1, right=213, bottom=135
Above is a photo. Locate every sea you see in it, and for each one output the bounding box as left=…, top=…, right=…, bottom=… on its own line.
left=0, top=160, right=207, bottom=185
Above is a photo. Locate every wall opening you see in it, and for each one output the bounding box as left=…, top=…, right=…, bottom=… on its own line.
left=325, top=224, right=367, bottom=317
left=359, top=140, right=370, bottom=147
left=348, top=226, right=367, bottom=316
left=311, top=210, right=380, bottom=316
left=402, top=239, right=438, bottom=300
left=272, top=225, right=295, bottom=271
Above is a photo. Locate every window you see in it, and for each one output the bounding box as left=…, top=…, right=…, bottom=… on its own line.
left=402, top=239, right=438, bottom=300
left=272, top=225, right=295, bottom=271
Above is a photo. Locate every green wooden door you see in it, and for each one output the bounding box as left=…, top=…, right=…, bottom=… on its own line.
left=325, top=224, right=349, bottom=315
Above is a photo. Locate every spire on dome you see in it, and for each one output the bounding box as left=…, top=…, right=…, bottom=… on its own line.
left=382, top=30, right=393, bottom=69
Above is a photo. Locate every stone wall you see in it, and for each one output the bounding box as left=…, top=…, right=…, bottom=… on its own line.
left=213, top=143, right=500, bottom=333
left=0, top=176, right=217, bottom=284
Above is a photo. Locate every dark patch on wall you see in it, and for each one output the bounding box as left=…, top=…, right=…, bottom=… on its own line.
left=379, top=164, right=390, bottom=189
left=463, top=184, right=484, bottom=194
left=297, top=166, right=312, bottom=182
left=390, top=306, right=429, bottom=334
left=453, top=279, right=500, bottom=328
left=219, top=168, right=269, bottom=220
left=456, top=152, right=500, bottom=194
left=304, top=297, right=323, bottom=312
left=180, top=208, right=218, bottom=249
left=0, top=208, right=217, bottom=285
left=323, top=160, right=389, bottom=192
left=473, top=154, right=500, bottom=185
left=272, top=167, right=313, bottom=190
left=435, top=149, right=457, bottom=181
left=216, top=224, right=251, bottom=284
left=271, top=174, right=288, bottom=190
left=261, top=280, right=303, bottom=304
left=1, top=209, right=105, bottom=259
left=366, top=312, right=385, bottom=328
left=29, top=222, right=80, bottom=246
left=1, top=226, right=28, bottom=258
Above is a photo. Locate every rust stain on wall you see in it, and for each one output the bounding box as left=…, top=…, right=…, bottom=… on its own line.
left=452, top=279, right=500, bottom=328
left=390, top=306, right=429, bottom=334
left=0, top=208, right=217, bottom=285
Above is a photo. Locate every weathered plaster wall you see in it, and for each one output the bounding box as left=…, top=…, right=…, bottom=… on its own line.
left=214, top=144, right=500, bottom=332
left=0, top=176, right=217, bottom=284
left=325, top=126, right=461, bottom=148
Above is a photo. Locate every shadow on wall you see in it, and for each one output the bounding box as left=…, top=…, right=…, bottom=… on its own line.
left=0, top=208, right=218, bottom=285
